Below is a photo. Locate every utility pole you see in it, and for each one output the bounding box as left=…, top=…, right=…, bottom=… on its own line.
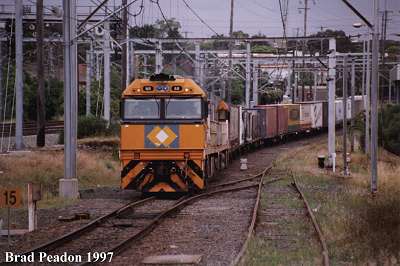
left=388, top=73, right=392, bottom=104
left=252, top=62, right=258, bottom=106
left=291, top=57, right=295, bottom=103
left=85, top=48, right=92, bottom=116
left=300, top=0, right=309, bottom=102
left=195, top=42, right=200, bottom=83
left=103, top=20, right=111, bottom=125
left=294, top=70, right=298, bottom=102
left=362, top=38, right=366, bottom=112
left=143, top=55, right=148, bottom=78
left=36, top=0, right=46, bottom=147
left=0, top=41, right=3, bottom=119
left=227, top=0, right=234, bottom=103
left=130, top=44, right=136, bottom=80
left=286, top=63, right=291, bottom=97
left=350, top=57, right=355, bottom=152
left=371, top=0, right=380, bottom=193
left=245, top=42, right=251, bottom=108
left=313, top=71, right=317, bottom=101
left=155, top=41, right=162, bottom=74
left=121, top=0, right=128, bottom=90
left=366, top=32, right=371, bottom=154
left=15, top=0, right=24, bottom=150
left=328, top=38, right=337, bottom=172
left=343, top=55, right=349, bottom=176
left=60, top=0, right=78, bottom=198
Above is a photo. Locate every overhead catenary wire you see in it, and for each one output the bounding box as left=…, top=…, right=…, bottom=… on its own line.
left=150, top=0, right=198, bottom=65
left=181, top=0, right=220, bottom=36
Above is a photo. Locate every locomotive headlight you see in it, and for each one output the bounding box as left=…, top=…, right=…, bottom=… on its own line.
left=184, top=88, right=190, bottom=92
left=171, top=86, right=182, bottom=91
left=143, top=86, right=153, bottom=91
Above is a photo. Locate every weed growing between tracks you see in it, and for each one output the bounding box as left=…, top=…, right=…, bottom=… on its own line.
left=262, top=138, right=400, bottom=264
left=242, top=177, right=321, bottom=265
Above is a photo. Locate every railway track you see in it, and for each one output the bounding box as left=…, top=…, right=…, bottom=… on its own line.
left=0, top=121, right=64, bottom=137
left=20, top=170, right=272, bottom=265
left=231, top=170, right=330, bottom=266
left=291, top=175, right=330, bottom=266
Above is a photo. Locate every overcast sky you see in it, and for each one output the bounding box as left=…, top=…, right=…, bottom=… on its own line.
left=3, top=0, right=400, bottom=39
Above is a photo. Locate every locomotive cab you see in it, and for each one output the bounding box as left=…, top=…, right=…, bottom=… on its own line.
left=120, top=74, right=209, bottom=193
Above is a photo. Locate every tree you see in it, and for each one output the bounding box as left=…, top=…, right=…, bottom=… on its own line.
left=129, top=18, right=182, bottom=39
left=232, top=30, right=249, bottom=38
left=291, top=29, right=356, bottom=54
left=155, top=18, right=182, bottom=38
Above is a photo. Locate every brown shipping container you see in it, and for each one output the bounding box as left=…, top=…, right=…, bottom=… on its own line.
left=265, top=106, right=278, bottom=138
left=276, top=105, right=288, bottom=135
left=255, top=105, right=277, bottom=139
left=229, top=105, right=240, bottom=147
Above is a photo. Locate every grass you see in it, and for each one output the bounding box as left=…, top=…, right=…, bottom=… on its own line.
left=242, top=136, right=400, bottom=265
left=0, top=147, right=120, bottom=208
left=262, top=137, right=400, bottom=265
left=242, top=176, right=321, bottom=265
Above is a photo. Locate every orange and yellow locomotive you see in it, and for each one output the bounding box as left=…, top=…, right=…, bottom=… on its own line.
left=119, top=74, right=229, bottom=193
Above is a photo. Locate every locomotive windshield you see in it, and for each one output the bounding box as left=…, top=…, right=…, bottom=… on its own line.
left=165, top=98, right=202, bottom=119
left=122, top=97, right=204, bottom=121
left=123, top=99, right=160, bottom=119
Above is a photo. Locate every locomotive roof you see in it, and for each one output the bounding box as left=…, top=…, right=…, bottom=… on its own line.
left=122, top=77, right=207, bottom=98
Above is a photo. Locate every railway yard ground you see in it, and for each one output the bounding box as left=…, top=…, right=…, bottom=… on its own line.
left=0, top=133, right=399, bottom=265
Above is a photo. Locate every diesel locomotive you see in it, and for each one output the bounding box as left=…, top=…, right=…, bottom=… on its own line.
left=120, top=74, right=229, bottom=193
left=120, top=74, right=365, bottom=193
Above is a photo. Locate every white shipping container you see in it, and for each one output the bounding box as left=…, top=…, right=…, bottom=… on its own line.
left=311, top=103, right=323, bottom=128
left=347, top=99, right=352, bottom=119
left=300, top=104, right=312, bottom=127
left=335, top=100, right=343, bottom=123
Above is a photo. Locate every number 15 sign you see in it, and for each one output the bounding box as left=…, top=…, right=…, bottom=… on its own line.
left=0, top=188, right=22, bottom=208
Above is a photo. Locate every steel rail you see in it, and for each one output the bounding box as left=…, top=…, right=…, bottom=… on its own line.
left=210, top=166, right=272, bottom=189
left=230, top=166, right=284, bottom=266
left=21, top=196, right=156, bottom=255
left=291, top=176, right=330, bottom=266
left=79, top=182, right=263, bottom=265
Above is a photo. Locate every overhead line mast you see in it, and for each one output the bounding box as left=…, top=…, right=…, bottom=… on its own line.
left=121, top=0, right=128, bottom=90
left=36, top=0, right=46, bottom=147
left=227, top=0, right=234, bottom=104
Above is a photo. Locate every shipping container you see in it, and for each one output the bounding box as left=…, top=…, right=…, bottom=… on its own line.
left=353, top=96, right=364, bottom=115
left=300, top=103, right=312, bottom=130
left=311, top=102, right=323, bottom=128
left=277, top=105, right=288, bottom=135
left=245, top=109, right=264, bottom=141
left=257, top=109, right=267, bottom=139
left=335, top=100, right=343, bottom=123
left=242, top=110, right=252, bottom=143
left=347, top=99, right=352, bottom=119
left=255, top=105, right=278, bottom=138
left=229, top=105, right=241, bottom=148
left=284, top=104, right=301, bottom=132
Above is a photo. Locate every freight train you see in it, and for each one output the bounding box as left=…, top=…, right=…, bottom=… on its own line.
left=119, top=74, right=364, bottom=193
